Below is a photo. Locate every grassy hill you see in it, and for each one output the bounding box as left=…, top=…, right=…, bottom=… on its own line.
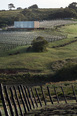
left=0, top=8, right=58, bottom=27
left=0, top=22, right=77, bottom=83
left=0, top=7, right=77, bottom=27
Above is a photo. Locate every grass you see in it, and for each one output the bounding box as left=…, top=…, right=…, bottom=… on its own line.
left=0, top=80, right=77, bottom=115
left=0, top=29, right=65, bottom=57
left=0, top=10, right=21, bottom=18
left=0, top=23, right=77, bottom=83
left=0, top=20, right=77, bottom=115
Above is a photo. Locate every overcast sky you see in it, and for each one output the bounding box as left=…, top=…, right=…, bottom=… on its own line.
left=0, top=0, right=76, bottom=10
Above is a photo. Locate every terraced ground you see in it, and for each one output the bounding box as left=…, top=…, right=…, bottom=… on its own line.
left=0, top=20, right=77, bottom=75
left=0, top=20, right=77, bottom=57
left=39, top=19, right=77, bottom=28
left=0, top=20, right=77, bottom=116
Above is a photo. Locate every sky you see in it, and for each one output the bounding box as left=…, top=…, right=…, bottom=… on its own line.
left=0, top=0, right=76, bottom=10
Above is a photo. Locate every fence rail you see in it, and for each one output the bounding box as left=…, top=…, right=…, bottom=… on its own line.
left=0, top=83, right=77, bottom=116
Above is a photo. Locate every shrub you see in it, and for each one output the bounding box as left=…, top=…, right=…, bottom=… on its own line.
left=28, top=4, right=38, bottom=9
left=31, top=36, right=48, bottom=52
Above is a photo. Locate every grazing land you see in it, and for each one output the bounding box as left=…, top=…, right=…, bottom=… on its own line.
left=0, top=20, right=77, bottom=116
left=0, top=20, right=77, bottom=56
left=0, top=20, right=77, bottom=84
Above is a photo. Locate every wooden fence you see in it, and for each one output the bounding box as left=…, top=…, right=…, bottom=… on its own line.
left=0, top=83, right=77, bottom=116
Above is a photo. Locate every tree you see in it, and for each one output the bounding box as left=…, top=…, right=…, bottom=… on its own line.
left=31, top=36, right=48, bottom=52
left=48, top=8, right=77, bottom=19
left=68, top=2, right=77, bottom=9
left=28, top=4, right=38, bottom=9
left=21, top=9, right=31, bottom=15
left=8, top=3, right=15, bottom=10
left=14, top=14, right=25, bottom=21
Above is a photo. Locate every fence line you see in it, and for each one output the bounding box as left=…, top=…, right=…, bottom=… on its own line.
left=0, top=83, right=77, bottom=116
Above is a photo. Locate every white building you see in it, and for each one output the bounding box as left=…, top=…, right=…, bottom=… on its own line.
left=14, top=21, right=39, bottom=28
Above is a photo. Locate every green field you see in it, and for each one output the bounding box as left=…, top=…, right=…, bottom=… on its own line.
left=0, top=21, right=77, bottom=83
left=0, top=22, right=77, bottom=116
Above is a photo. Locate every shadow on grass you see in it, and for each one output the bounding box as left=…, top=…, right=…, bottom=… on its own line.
left=0, top=63, right=77, bottom=85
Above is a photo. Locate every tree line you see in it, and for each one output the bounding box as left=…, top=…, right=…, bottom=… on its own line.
left=0, top=2, right=77, bottom=28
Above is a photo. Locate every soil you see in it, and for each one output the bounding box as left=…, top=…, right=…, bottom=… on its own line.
left=26, top=103, right=77, bottom=116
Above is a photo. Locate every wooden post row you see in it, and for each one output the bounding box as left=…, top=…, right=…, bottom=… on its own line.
left=0, top=84, right=10, bottom=116
left=4, top=86, right=14, bottom=116
left=18, top=86, right=27, bottom=114
left=10, top=87, right=19, bottom=116
left=35, top=88, right=42, bottom=107
left=47, top=86, right=53, bottom=104
left=1, top=83, right=77, bottom=116
left=60, top=86, right=67, bottom=104
left=26, top=86, right=35, bottom=109
left=23, top=86, right=32, bottom=110
left=20, top=85, right=30, bottom=111
left=72, top=85, right=77, bottom=103
left=13, top=86, right=23, bottom=116
left=40, top=86, right=47, bottom=106
left=54, top=87, right=59, bottom=104
left=30, top=87, right=38, bottom=107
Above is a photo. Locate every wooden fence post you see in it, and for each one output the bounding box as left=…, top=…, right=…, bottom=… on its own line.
left=40, top=86, right=47, bottom=106
left=13, top=86, right=23, bottom=116
left=18, top=86, right=27, bottom=114
left=47, top=86, right=53, bottom=104
left=35, top=88, right=42, bottom=107
left=0, top=84, right=10, bottom=116
left=72, top=85, right=77, bottom=103
left=4, top=86, right=14, bottom=116
left=30, top=87, right=38, bottom=107
left=23, top=86, right=32, bottom=110
left=10, top=87, right=19, bottom=116
left=20, top=85, right=30, bottom=111
left=26, top=86, right=35, bottom=109
left=61, top=86, right=67, bottom=104
left=54, top=87, right=59, bottom=104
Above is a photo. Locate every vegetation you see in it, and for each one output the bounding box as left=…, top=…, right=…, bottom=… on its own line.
left=8, top=3, right=15, bottom=10
left=31, top=36, right=48, bottom=52
left=28, top=4, right=38, bottom=9
left=0, top=80, right=77, bottom=115
left=0, top=3, right=77, bottom=114
left=68, top=2, right=77, bottom=9
left=0, top=2, right=77, bottom=27
left=0, top=22, right=77, bottom=83
left=48, top=8, right=77, bottom=19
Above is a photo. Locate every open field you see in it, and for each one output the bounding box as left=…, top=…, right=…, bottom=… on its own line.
left=0, top=20, right=77, bottom=83
left=0, top=20, right=77, bottom=115
left=0, top=30, right=66, bottom=57
left=0, top=20, right=77, bottom=57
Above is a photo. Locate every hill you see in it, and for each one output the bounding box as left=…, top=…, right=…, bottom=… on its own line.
left=0, top=6, right=77, bottom=28
left=0, top=21, right=77, bottom=83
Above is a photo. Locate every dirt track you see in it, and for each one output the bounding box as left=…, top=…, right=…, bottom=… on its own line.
left=26, top=103, right=77, bottom=116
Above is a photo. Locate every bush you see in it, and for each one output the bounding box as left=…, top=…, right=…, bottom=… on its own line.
left=31, top=36, right=48, bottom=52
left=28, top=4, right=38, bottom=9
